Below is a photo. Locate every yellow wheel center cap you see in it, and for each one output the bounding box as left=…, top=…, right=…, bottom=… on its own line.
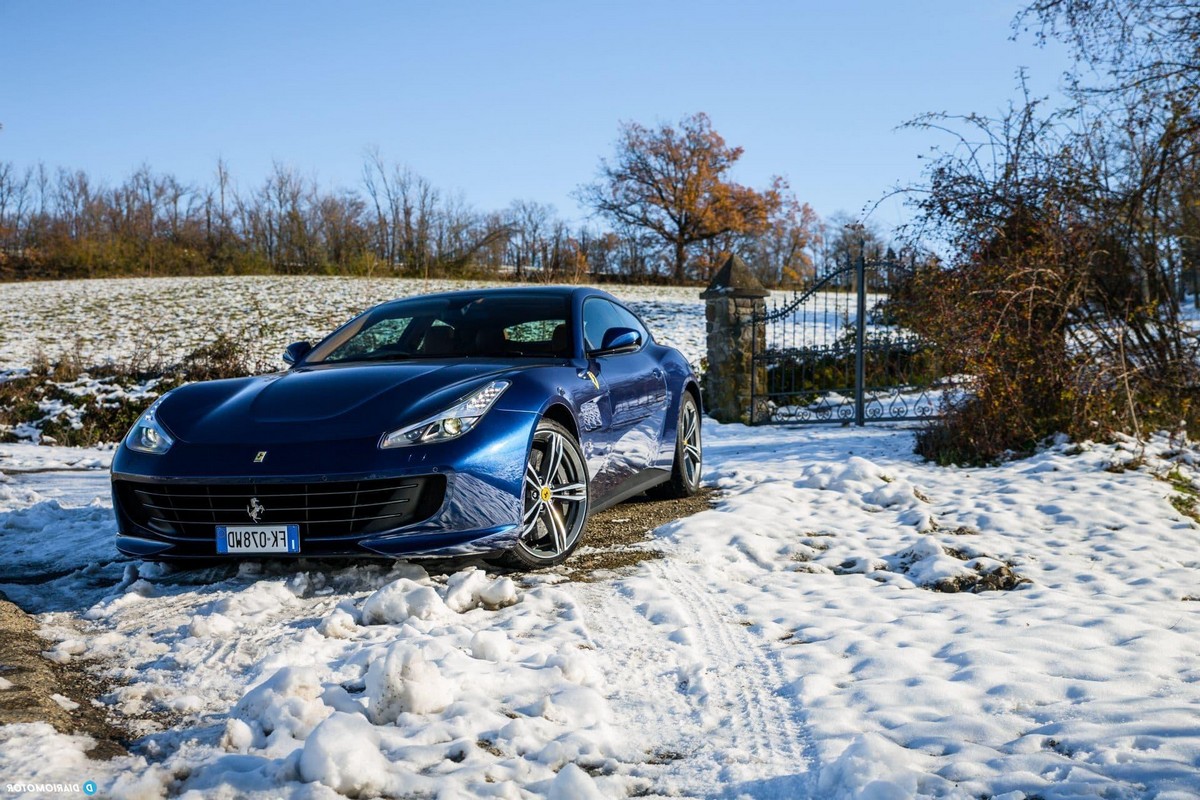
left=539, top=486, right=552, bottom=503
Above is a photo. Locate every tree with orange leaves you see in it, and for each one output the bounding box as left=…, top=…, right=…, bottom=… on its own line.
left=578, top=112, right=783, bottom=282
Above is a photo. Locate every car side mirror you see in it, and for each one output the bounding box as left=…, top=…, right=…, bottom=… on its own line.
left=283, top=341, right=312, bottom=366
left=591, top=327, right=641, bottom=356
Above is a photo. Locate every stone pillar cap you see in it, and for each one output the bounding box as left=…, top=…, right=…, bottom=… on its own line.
left=700, top=254, right=770, bottom=299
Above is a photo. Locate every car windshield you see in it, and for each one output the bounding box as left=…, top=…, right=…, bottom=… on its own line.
left=307, top=294, right=572, bottom=364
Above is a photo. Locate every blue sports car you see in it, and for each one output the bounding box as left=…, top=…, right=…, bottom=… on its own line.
left=111, top=287, right=703, bottom=567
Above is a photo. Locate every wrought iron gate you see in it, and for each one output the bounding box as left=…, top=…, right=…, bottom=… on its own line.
left=749, top=254, right=948, bottom=425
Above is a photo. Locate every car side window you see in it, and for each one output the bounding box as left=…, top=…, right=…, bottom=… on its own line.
left=582, top=298, right=617, bottom=352
left=583, top=298, right=648, bottom=354
left=608, top=303, right=651, bottom=345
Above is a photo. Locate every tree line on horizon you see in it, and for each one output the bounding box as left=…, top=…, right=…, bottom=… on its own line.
left=0, top=113, right=893, bottom=286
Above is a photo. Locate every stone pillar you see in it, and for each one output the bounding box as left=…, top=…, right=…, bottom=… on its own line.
left=700, top=254, right=769, bottom=424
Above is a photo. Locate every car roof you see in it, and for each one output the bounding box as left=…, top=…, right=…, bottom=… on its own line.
left=381, top=285, right=620, bottom=305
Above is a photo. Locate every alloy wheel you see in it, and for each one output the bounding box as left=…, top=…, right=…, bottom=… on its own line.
left=681, top=400, right=702, bottom=487
left=519, top=428, right=588, bottom=559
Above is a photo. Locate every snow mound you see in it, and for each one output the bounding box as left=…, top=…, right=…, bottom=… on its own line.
left=442, top=567, right=494, bottom=612
left=443, top=567, right=519, bottom=611
left=548, top=763, right=607, bottom=800
left=479, top=575, right=519, bottom=608
left=470, top=629, right=512, bottom=661
left=360, top=570, right=520, bottom=626
left=299, top=712, right=395, bottom=798
left=188, top=611, right=237, bottom=638
left=817, top=733, right=923, bottom=800
left=360, top=578, right=448, bottom=624
left=883, top=537, right=1030, bottom=593
left=365, top=642, right=456, bottom=721
left=232, top=666, right=331, bottom=741
left=316, top=606, right=357, bottom=638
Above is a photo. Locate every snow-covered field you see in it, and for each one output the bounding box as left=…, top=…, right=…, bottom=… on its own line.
left=2, top=425, right=1200, bottom=798
left=0, top=275, right=893, bottom=375
left=1, top=277, right=1199, bottom=798
left=0, top=276, right=936, bottom=436
left=0, top=276, right=709, bottom=371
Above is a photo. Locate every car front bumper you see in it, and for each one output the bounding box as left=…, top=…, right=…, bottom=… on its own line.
left=110, top=409, right=536, bottom=561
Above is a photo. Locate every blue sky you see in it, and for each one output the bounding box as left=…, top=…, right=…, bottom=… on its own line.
left=0, top=1, right=1071, bottom=231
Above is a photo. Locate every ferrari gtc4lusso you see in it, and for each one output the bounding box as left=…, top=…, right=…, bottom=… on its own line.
left=111, top=287, right=703, bottom=567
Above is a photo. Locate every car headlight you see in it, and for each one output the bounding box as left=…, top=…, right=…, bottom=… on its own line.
left=125, top=395, right=176, bottom=455
left=380, top=380, right=510, bottom=448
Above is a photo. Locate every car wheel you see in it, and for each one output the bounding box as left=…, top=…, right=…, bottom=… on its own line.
left=651, top=391, right=702, bottom=499
left=502, top=418, right=589, bottom=569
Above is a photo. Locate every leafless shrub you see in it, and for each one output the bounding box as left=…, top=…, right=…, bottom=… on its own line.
left=896, top=60, right=1200, bottom=462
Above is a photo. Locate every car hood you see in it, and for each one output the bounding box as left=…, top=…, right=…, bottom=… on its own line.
left=156, top=360, right=526, bottom=445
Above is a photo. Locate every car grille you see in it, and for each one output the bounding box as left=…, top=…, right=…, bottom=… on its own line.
left=114, top=476, right=445, bottom=540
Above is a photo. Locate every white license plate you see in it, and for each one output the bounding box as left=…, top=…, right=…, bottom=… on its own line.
left=216, top=524, right=300, bottom=554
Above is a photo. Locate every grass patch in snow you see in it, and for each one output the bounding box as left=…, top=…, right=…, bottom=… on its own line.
left=0, top=334, right=268, bottom=447
left=1162, top=467, right=1200, bottom=524
left=1105, top=455, right=1147, bottom=473
left=928, top=561, right=1029, bottom=593
left=831, top=534, right=1031, bottom=594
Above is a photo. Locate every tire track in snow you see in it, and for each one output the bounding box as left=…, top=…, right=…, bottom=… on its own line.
left=649, top=558, right=812, bottom=786
left=574, top=556, right=814, bottom=796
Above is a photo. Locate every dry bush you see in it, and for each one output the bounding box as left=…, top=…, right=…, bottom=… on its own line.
left=175, top=333, right=267, bottom=382
left=897, top=88, right=1200, bottom=464
left=2, top=334, right=270, bottom=447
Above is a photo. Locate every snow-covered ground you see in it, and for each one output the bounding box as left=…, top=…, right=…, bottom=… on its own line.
left=0, top=275, right=898, bottom=375
left=2, top=423, right=1200, bottom=799
left=0, top=276, right=709, bottom=371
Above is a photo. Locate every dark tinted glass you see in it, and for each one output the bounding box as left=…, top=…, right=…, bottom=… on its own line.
left=309, top=294, right=572, bottom=362
left=608, top=303, right=650, bottom=343
left=582, top=298, right=650, bottom=352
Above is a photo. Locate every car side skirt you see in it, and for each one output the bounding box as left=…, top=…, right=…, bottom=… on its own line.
left=588, top=467, right=671, bottom=514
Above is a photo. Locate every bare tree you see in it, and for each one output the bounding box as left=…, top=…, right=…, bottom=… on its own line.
left=506, top=200, right=553, bottom=278
left=0, top=163, right=32, bottom=258
left=362, top=150, right=440, bottom=274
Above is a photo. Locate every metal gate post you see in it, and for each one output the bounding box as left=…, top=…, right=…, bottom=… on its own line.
left=854, top=246, right=866, bottom=426
left=749, top=312, right=758, bottom=424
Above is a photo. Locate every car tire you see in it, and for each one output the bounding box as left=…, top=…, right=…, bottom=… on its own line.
left=650, top=391, right=702, bottom=499
left=498, top=418, right=590, bottom=569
